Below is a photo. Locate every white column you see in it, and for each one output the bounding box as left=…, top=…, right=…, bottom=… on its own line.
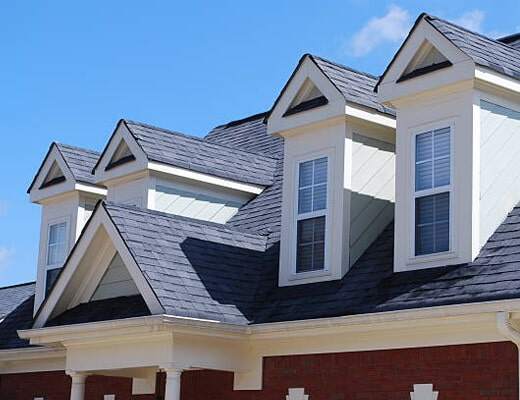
left=66, top=371, right=88, bottom=400
left=163, top=367, right=183, bottom=400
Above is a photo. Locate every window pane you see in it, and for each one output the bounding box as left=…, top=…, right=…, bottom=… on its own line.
left=415, top=161, right=432, bottom=191
left=434, top=128, right=450, bottom=158
left=45, top=268, right=62, bottom=296
left=434, top=156, right=450, bottom=187
left=312, top=184, right=327, bottom=211
left=47, top=222, right=67, bottom=266
left=299, top=161, right=313, bottom=188
left=298, top=188, right=312, bottom=214
left=416, top=132, right=432, bottom=162
left=415, top=193, right=450, bottom=256
left=296, top=216, right=326, bottom=273
left=314, top=157, right=328, bottom=184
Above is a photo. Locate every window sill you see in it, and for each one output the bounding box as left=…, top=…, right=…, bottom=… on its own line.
left=288, top=268, right=331, bottom=281
left=406, top=250, right=457, bottom=266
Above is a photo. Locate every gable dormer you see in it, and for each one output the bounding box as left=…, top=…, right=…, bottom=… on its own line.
left=268, top=54, right=396, bottom=286
left=377, top=13, right=520, bottom=272
left=28, top=143, right=106, bottom=313
left=93, top=119, right=275, bottom=221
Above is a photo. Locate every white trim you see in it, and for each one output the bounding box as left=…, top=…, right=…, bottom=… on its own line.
left=148, top=162, right=265, bottom=195
left=74, top=183, right=107, bottom=196
left=475, top=66, right=520, bottom=95
left=410, top=384, right=438, bottom=400
left=290, top=149, right=334, bottom=280
left=409, top=119, right=455, bottom=263
left=104, top=395, right=116, bottom=400
left=286, top=388, right=309, bottom=400
left=344, top=103, right=396, bottom=129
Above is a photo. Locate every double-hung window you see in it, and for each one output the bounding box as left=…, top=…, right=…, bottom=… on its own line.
left=414, top=127, right=451, bottom=256
left=45, top=221, right=68, bottom=295
left=296, top=157, right=328, bottom=273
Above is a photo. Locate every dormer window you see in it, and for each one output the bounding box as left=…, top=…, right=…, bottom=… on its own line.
left=46, top=221, right=67, bottom=266
left=296, top=157, right=328, bottom=273
left=414, top=127, right=451, bottom=256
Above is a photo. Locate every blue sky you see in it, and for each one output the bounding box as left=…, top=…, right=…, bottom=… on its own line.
left=0, top=1, right=519, bottom=286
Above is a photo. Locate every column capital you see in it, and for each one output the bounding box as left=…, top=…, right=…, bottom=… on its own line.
left=161, top=364, right=184, bottom=376
left=66, top=370, right=89, bottom=383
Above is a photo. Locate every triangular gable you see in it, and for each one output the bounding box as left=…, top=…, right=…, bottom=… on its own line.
left=398, top=40, right=452, bottom=82
left=267, top=54, right=346, bottom=133
left=91, top=252, right=139, bottom=301
left=32, top=202, right=163, bottom=328
left=40, top=160, right=66, bottom=189
left=92, top=120, right=148, bottom=184
left=28, top=143, right=77, bottom=201
left=106, top=139, right=136, bottom=171
left=283, top=78, right=328, bottom=117
left=376, top=14, right=474, bottom=102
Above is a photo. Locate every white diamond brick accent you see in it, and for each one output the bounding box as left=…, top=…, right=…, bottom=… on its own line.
left=410, top=384, right=438, bottom=400
left=286, top=388, right=309, bottom=400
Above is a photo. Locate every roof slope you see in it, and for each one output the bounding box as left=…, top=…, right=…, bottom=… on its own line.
left=310, top=55, right=395, bottom=116
left=425, top=15, right=520, bottom=81
left=56, top=143, right=100, bottom=185
left=0, top=283, right=35, bottom=349
left=105, top=202, right=270, bottom=324
left=124, top=120, right=278, bottom=187
left=206, top=112, right=284, bottom=158
left=206, top=113, right=284, bottom=240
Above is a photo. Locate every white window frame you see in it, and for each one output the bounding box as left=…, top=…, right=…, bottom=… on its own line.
left=410, top=120, right=455, bottom=262
left=291, top=150, right=332, bottom=278
left=44, top=216, right=70, bottom=294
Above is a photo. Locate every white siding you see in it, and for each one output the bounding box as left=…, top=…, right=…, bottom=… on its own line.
left=350, top=133, right=395, bottom=264
left=480, top=100, right=520, bottom=245
left=91, top=253, right=139, bottom=301
left=154, top=184, right=244, bottom=224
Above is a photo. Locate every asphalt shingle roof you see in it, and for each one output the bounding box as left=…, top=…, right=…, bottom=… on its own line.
left=0, top=283, right=35, bottom=349
left=425, top=15, right=520, bottom=81
left=124, top=120, right=278, bottom=187
left=55, top=143, right=100, bottom=185
left=309, top=55, right=395, bottom=116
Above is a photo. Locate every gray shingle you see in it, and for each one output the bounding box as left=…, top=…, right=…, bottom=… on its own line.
left=55, top=143, right=100, bottom=185
left=124, top=120, right=278, bottom=187
left=310, top=55, right=396, bottom=116
left=0, top=283, right=35, bottom=349
left=425, top=15, right=520, bottom=82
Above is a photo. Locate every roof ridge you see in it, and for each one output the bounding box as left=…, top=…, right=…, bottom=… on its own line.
left=125, top=119, right=278, bottom=161
left=309, top=54, right=379, bottom=80
left=55, top=142, right=101, bottom=156
left=0, top=281, right=35, bottom=291
left=212, top=111, right=269, bottom=129
left=425, top=14, right=520, bottom=57
left=104, top=202, right=269, bottom=239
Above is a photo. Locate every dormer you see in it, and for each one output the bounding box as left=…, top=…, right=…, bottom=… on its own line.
left=93, top=119, right=277, bottom=222
left=376, top=13, right=520, bottom=272
left=28, top=143, right=106, bottom=313
left=268, top=54, right=396, bottom=286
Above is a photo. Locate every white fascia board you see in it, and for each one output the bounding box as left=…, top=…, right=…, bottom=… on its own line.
left=147, top=162, right=265, bottom=195
left=0, top=346, right=65, bottom=362
left=21, top=297, right=520, bottom=346
left=475, top=66, right=520, bottom=95
left=74, top=183, right=107, bottom=196
left=344, top=103, right=396, bottom=129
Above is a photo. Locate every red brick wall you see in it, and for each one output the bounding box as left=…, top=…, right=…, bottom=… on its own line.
left=1, top=342, right=517, bottom=400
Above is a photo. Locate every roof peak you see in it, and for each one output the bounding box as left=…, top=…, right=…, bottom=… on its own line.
left=308, top=53, right=379, bottom=80
left=55, top=142, right=100, bottom=155
left=214, top=111, right=268, bottom=129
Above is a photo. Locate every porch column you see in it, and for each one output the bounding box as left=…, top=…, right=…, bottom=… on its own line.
left=66, top=371, right=88, bottom=400
left=163, top=367, right=183, bottom=400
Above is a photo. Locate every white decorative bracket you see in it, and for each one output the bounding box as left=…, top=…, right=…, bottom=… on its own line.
left=410, top=384, right=438, bottom=400
left=286, top=388, right=309, bottom=400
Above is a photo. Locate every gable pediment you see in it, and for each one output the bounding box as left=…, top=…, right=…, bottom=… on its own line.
left=28, top=144, right=76, bottom=202
left=398, top=41, right=452, bottom=83
left=267, top=55, right=346, bottom=135
left=377, top=16, right=475, bottom=104
left=32, top=203, right=163, bottom=328
left=93, top=120, right=148, bottom=184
